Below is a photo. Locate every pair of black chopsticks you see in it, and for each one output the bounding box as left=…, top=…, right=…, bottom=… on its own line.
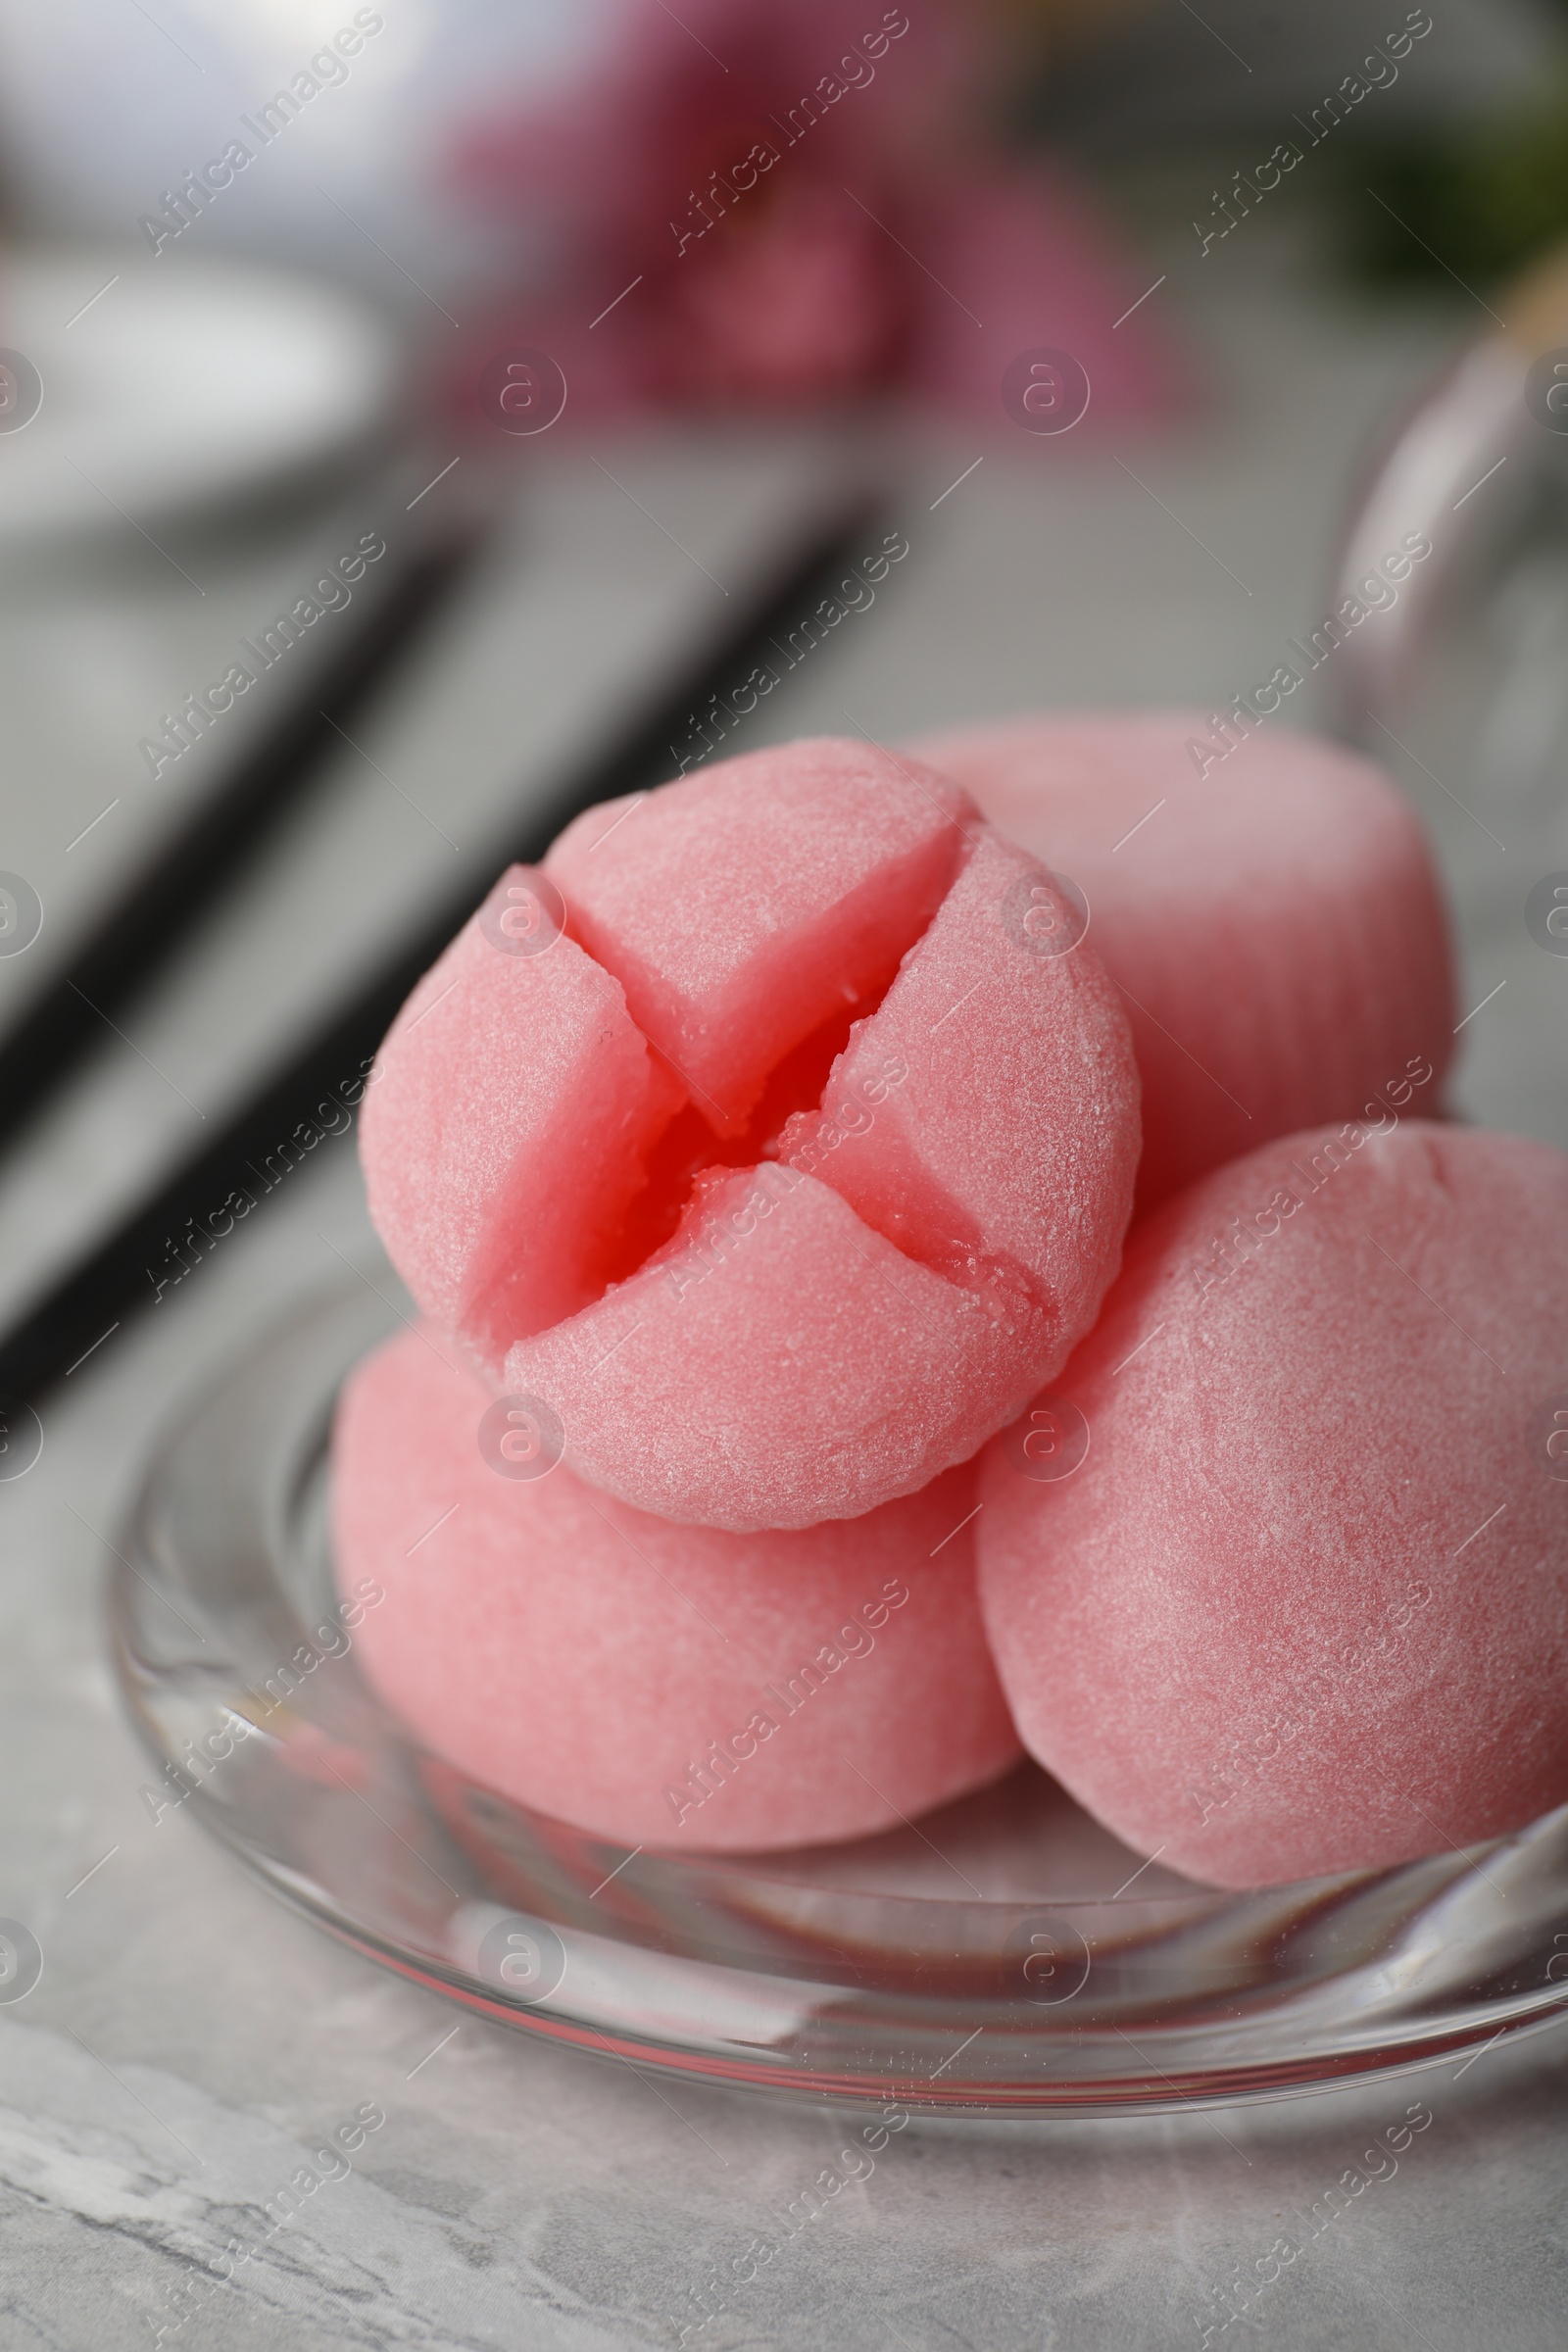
left=0, top=483, right=882, bottom=1404
left=0, top=491, right=477, bottom=1143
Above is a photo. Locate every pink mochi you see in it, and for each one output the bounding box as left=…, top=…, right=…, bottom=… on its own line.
left=362, top=738, right=1142, bottom=1529
left=978, top=1121, right=1568, bottom=1889
left=910, top=712, right=1456, bottom=1208
left=332, top=1323, right=1022, bottom=1852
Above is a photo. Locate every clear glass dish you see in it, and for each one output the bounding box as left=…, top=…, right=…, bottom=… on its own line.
left=110, top=1276, right=1568, bottom=2114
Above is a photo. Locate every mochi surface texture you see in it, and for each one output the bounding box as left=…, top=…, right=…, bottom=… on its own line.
left=910, top=712, right=1455, bottom=1207
left=332, top=1323, right=1021, bottom=1852
left=361, top=737, right=1141, bottom=1529
left=978, top=1122, right=1568, bottom=1888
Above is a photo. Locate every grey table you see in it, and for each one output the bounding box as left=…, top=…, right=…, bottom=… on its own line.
left=1, top=177, right=1564, bottom=2351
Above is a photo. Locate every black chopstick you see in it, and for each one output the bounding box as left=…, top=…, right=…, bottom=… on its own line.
left=0, top=491, right=481, bottom=1147
left=0, top=491, right=885, bottom=1406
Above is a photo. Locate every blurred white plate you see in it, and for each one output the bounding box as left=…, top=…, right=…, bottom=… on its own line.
left=0, top=247, right=401, bottom=546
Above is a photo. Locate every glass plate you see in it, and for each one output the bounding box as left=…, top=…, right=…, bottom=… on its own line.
left=110, top=1277, right=1568, bottom=2114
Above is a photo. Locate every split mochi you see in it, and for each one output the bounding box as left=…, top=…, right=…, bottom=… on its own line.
left=332, top=1323, right=1021, bottom=1852
left=977, top=1121, right=1568, bottom=1888
left=365, top=739, right=1142, bottom=1528
left=505, top=823, right=1140, bottom=1528
left=910, top=712, right=1455, bottom=1207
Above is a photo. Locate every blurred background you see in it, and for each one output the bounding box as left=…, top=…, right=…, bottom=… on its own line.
left=3, top=0, right=1568, bottom=1384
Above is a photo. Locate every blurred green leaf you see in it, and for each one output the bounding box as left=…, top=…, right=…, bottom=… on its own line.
left=1346, top=67, right=1568, bottom=290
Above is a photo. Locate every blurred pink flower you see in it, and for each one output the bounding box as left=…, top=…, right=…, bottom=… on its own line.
left=446, top=0, right=1180, bottom=427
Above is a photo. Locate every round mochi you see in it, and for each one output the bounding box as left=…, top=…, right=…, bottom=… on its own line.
left=363, top=738, right=1141, bottom=1529
left=910, top=711, right=1456, bottom=1207
left=977, top=1121, right=1568, bottom=1888
left=332, top=1323, right=1021, bottom=1852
